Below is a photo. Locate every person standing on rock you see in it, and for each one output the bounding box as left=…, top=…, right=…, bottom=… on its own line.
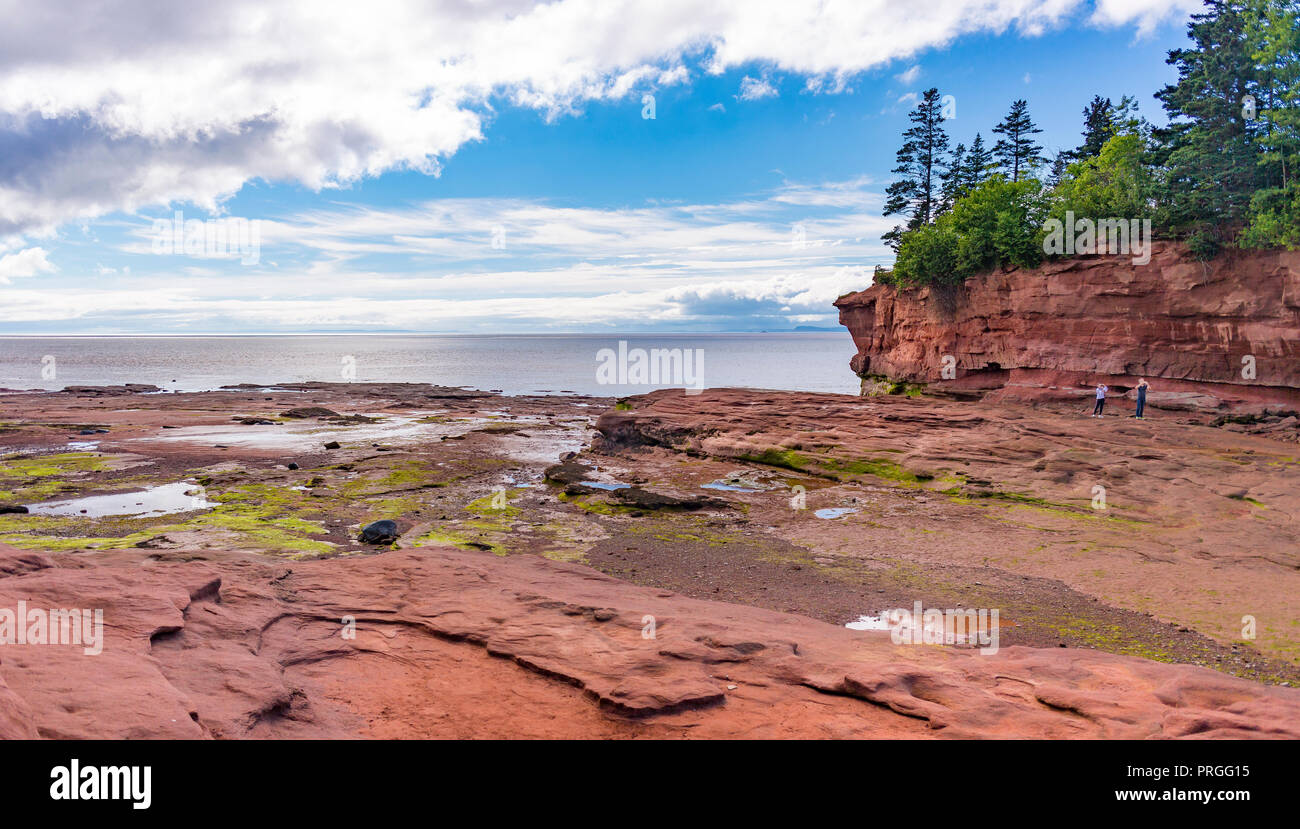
left=1134, top=378, right=1149, bottom=419
left=1091, top=383, right=1108, bottom=417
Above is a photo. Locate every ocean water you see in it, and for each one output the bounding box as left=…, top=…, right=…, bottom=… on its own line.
left=0, top=333, right=860, bottom=397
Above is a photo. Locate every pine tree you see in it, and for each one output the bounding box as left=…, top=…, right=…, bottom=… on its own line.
left=1153, top=0, right=1264, bottom=240
left=1048, top=150, right=1072, bottom=188
left=964, top=132, right=995, bottom=189
left=992, top=99, right=1046, bottom=181
left=882, top=88, right=952, bottom=248
left=939, top=143, right=967, bottom=213
left=1112, top=95, right=1149, bottom=139
left=1078, top=95, right=1115, bottom=158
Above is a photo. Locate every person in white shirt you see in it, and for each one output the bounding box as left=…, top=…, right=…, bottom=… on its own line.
left=1091, top=383, right=1108, bottom=417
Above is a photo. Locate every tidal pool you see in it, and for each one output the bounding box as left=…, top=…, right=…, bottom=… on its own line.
left=702, top=482, right=760, bottom=493
left=814, top=507, right=859, bottom=519
left=27, top=482, right=216, bottom=518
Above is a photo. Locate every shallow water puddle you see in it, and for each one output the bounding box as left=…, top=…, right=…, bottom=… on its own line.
left=845, top=613, right=896, bottom=631
left=136, top=413, right=476, bottom=451
left=702, top=482, right=761, bottom=493
left=27, top=481, right=215, bottom=518
left=579, top=481, right=631, bottom=491
left=814, top=507, right=859, bottom=519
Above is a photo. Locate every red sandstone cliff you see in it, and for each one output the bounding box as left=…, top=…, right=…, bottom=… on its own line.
left=834, top=242, right=1300, bottom=412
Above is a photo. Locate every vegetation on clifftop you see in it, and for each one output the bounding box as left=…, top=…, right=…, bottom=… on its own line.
left=878, top=0, right=1300, bottom=288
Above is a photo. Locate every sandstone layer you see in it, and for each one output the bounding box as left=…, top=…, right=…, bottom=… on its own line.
left=3, top=542, right=1299, bottom=740
left=834, top=242, right=1300, bottom=412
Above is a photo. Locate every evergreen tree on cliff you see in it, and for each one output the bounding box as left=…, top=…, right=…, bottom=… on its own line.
left=1153, top=0, right=1265, bottom=251
left=939, top=142, right=967, bottom=213
left=1078, top=95, right=1115, bottom=159
left=882, top=88, right=951, bottom=249
left=964, top=132, right=995, bottom=187
left=941, top=133, right=998, bottom=208
left=992, top=99, right=1045, bottom=181
left=1047, top=150, right=1072, bottom=187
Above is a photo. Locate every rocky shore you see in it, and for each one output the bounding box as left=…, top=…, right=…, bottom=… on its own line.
left=0, top=382, right=1297, bottom=738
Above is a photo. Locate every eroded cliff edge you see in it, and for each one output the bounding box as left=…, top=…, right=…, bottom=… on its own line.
left=834, top=242, right=1300, bottom=412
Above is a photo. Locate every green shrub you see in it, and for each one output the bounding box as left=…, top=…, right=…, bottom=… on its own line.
left=1048, top=133, right=1155, bottom=221
left=893, top=175, right=1045, bottom=286
left=1184, top=229, right=1221, bottom=261
left=1240, top=182, right=1300, bottom=250
left=892, top=223, right=958, bottom=286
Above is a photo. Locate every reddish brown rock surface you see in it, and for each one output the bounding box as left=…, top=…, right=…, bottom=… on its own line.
left=2, top=383, right=1296, bottom=740
left=3, top=542, right=1298, bottom=740
left=834, top=242, right=1300, bottom=412
left=595, top=388, right=1300, bottom=667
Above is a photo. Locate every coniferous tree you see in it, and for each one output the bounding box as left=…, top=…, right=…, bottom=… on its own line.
left=939, top=142, right=967, bottom=213
left=1153, top=0, right=1264, bottom=244
left=1048, top=150, right=1072, bottom=188
left=1078, top=95, right=1115, bottom=158
left=992, top=99, right=1046, bottom=181
left=1112, top=95, right=1150, bottom=139
left=882, top=88, right=952, bottom=248
left=964, top=132, right=995, bottom=189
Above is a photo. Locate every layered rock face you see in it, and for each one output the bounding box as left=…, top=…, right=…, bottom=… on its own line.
left=834, top=242, right=1300, bottom=412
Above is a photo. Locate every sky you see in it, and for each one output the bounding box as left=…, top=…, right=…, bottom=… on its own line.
left=0, top=0, right=1205, bottom=334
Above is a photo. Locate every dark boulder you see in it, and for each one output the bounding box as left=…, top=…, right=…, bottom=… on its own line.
left=359, top=519, right=400, bottom=544
left=544, top=461, right=593, bottom=485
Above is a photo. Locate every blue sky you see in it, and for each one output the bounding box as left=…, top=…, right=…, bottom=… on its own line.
left=0, top=0, right=1202, bottom=334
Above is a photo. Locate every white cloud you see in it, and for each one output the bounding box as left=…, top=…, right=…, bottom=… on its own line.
left=0, top=0, right=1196, bottom=239
left=895, top=64, right=922, bottom=84
left=737, top=75, right=778, bottom=101
left=0, top=247, right=56, bottom=283
left=2, top=179, right=897, bottom=330
left=1090, top=0, right=1202, bottom=36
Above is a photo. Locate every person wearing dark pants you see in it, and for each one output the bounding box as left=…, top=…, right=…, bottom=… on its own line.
left=1134, top=378, right=1149, bottom=418
left=1091, top=383, right=1108, bottom=417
